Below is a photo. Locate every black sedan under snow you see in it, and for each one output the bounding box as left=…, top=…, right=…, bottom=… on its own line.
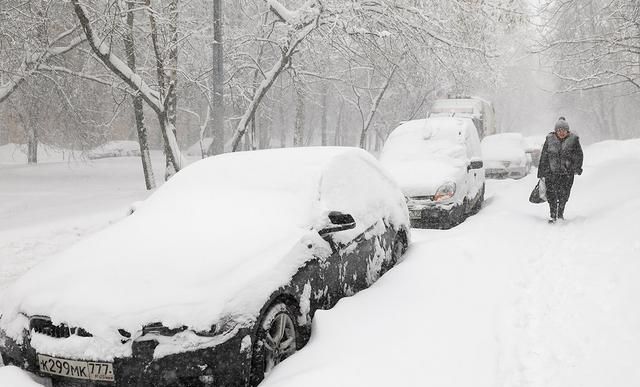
left=0, top=147, right=410, bottom=386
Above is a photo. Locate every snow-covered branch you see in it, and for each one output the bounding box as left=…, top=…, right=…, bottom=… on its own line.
left=359, top=64, right=398, bottom=148
left=0, top=33, right=86, bottom=104
left=72, top=0, right=185, bottom=172
left=229, top=0, right=322, bottom=151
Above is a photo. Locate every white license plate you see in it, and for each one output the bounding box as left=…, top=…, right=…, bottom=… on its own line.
left=38, top=354, right=114, bottom=382
left=409, top=209, right=422, bottom=219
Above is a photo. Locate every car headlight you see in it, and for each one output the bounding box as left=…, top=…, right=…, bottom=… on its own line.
left=434, top=182, right=456, bottom=201
left=140, top=322, right=217, bottom=337
left=142, top=322, right=188, bottom=336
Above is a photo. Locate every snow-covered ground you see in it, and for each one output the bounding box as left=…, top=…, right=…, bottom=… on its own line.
left=0, top=152, right=167, bottom=293
left=1, top=140, right=640, bottom=386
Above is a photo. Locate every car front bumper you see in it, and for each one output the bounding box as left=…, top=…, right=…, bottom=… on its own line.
left=407, top=201, right=459, bottom=228
left=0, top=328, right=251, bottom=387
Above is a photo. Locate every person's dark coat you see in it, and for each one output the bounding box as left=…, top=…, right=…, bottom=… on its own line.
left=537, top=132, right=584, bottom=178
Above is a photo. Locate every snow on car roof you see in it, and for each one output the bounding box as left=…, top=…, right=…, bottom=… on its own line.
left=0, top=147, right=407, bottom=348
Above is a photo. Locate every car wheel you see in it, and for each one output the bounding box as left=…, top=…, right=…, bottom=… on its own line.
left=250, top=302, right=299, bottom=386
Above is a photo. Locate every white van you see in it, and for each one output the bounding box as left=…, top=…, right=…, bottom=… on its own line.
left=380, top=117, right=485, bottom=228
left=429, top=97, right=496, bottom=139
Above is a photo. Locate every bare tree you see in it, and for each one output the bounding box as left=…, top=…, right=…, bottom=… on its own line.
left=229, top=0, right=321, bottom=151
left=536, top=0, right=640, bottom=139
left=120, top=0, right=155, bottom=189
left=72, top=0, right=186, bottom=177
left=207, top=0, right=224, bottom=156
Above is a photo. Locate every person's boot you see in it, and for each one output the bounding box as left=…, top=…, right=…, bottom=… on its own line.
left=549, top=202, right=557, bottom=223
left=558, top=202, right=566, bottom=220
left=549, top=201, right=558, bottom=223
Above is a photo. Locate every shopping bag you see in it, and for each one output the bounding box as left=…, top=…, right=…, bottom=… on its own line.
left=529, top=178, right=547, bottom=203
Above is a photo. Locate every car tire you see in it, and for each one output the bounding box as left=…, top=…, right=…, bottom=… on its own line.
left=250, top=302, right=299, bottom=386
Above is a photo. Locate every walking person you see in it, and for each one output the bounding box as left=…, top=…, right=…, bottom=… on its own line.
left=537, top=117, right=584, bottom=223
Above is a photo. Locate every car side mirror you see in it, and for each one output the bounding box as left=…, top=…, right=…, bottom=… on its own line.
left=319, top=211, right=356, bottom=236
left=468, top=160, right=483, bottom=170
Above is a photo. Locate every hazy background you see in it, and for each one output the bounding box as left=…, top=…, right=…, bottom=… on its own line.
left=1, top=0, right=637, bottom=171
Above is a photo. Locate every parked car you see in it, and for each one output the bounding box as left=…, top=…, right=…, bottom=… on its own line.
left=524, top=135, right=546, bottom=167
left=481, top=133, right=532, bottom=179
left=0, top=147, right=410, bottom=387
left=87, top=141, right=141, bottom=160
left=380, top=117, right=485, bottom=229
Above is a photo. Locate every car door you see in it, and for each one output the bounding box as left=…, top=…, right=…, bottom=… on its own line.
left=318, top=154, right=391, bottom=297
left=336, top=222, right=380, bottom=296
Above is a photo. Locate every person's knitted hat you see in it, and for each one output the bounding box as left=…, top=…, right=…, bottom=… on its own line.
left=554, top=117, right=570, bottom=131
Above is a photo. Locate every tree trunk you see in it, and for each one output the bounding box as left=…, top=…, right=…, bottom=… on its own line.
left=124, top=0, right=155, bottom=190
left=250, top=117, right=257, bottom=150
left=320, top=82, right=328, bottom=146
left=207, top=0, right=225, bottom=156
left=334, top=99, right=344, bottom=146
left=359, top=66, right=397, bottom=148
left=294, top=81, right=304, bottom=147
left=27, top=125, right=37, bottom=164
left=279, top=96, right=286, bottom=148
left=164, top=0, right=179, bottom=180
left=259, top=109, right=271, bottom=149
left=148, top=0, right=180, bottom=180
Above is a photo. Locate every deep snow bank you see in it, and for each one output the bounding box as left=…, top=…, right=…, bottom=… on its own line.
left=261, top=138, right=640, bottom=387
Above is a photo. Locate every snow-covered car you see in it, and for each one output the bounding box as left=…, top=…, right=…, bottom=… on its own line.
left=87, top=141, right=141, bottom=160
left=0, top=147, right=410, bottom=387
left=524, top=135, right=546, bottom=167
left=380, top=117, right=485, bottom=229
left=481, top=133, right=532, bottom=179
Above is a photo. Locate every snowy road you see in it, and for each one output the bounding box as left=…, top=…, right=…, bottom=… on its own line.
left=2, top=140, right=640, bottom=386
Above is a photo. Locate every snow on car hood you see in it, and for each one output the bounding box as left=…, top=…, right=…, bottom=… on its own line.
left=0, top=147, right=404, bottom=344
left=379, top=119, right=469, bottom=197
left=381, top=159, right=464, bottom=197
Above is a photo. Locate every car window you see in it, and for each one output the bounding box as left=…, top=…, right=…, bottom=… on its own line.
left=319, top=153, right=402, bottom=234
left=465, top=124, right=482, bottom=159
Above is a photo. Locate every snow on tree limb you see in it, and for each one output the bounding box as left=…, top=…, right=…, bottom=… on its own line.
left=71, top=0, right=185, bottom=172
left=265, top=0, right=318, bottom=25
left=73, top=2, right=162, bottom=109
left=0, top=34, right=85, bottom=104
left=359, top=64, right=399, bottom=148
left=230, top=5, right=321, bottom=152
